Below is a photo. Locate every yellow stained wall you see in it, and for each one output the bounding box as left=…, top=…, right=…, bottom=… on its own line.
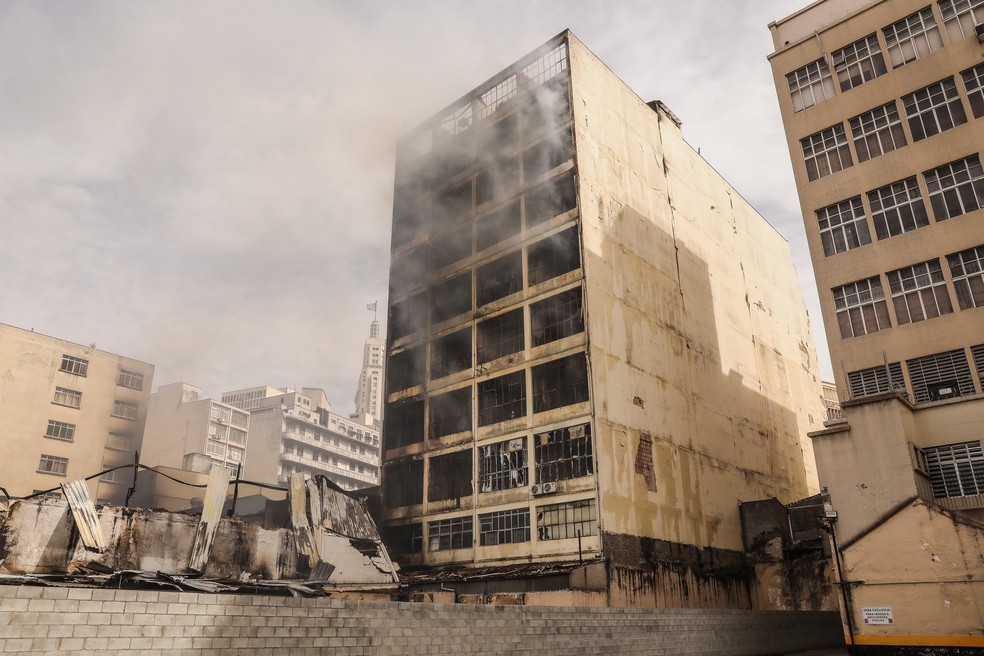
left=568, top=35, right=823, bottom=555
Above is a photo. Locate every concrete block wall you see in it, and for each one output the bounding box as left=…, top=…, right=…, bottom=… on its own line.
left=0, top=585, right=843, bottom=655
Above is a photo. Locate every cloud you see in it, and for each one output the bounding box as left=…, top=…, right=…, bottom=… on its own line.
left=0, top=1, right=830, bottom=412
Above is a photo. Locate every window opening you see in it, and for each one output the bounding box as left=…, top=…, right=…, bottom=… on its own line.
left=523, top=125, right=574, bottom=183
left=924, top=155, right=984, bottom=221
left=528, top=226, right=580, bottom=286
left=431, top=223, right=472, bottom=271
left=476, top=250, right=523, bottom=306
left=384, top=399, right=424, bottom=449
left=390, top=243, right=430, bottom=293
left=816, top=197, right=872, bottom=256
left=428, top=515, right=473, bottom=551
left=524, top=172, right=577, bottom=228
left=801, top=124, right=853, bottom=181
left=833, top=277, right=892, bottom=338
left=430, top=328, right=472, bottom=379
left=391, top=204, right=427, bottom=249
left=532, top=353, right=589, bottom=413
left=476, top=308, right=525, bottom=363
left=480, top=508, right=531, bottom=546
left=535, top=422, right=593, bottom=483
left=476, top=156, right=521, bottom=207
left=478, top=370, right=527, bottom=425
left=431, top=272, right=472, bottom=324
left=849, top=101, right=907, bottom=162
left=887, top=259, right=953, bottom=325
left=387, top=345, right=426, bottom=393
left=429, top=387, right=472, bottom=439
left=381, top=523, right=423, bottom=557
left=390, top=292, right=428, bottom=340
left=531, top=287, right=584, bottom=346
left=433, top=180, right=473, bottom=229
left=479, top=437, right=528, bottom=492
left=832, top=33, right=887, bottom=91
left=476, top=199, right=521, bottom=252
left=924, top=441, right=984, bottom=498
left=428, top=449, right=473, bottom=502
left=948, top=244, right=984, bottom=309
left=383, top=459, right=424, bottom=507
left=867, top=177, right=929, bottom=240
left=536, top=498, right=597, bottom=540
left=902, top=77, right=967, bottom=141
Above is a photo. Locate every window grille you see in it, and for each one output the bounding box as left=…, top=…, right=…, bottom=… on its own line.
left=477, top=308, right=525, bottom=363
left=906, top=349, right=975, bottom=402
left=847, top=362, right=905, bottom=398
left=924, top=441, right=984, bottom=498
left=478, top=371, right=527, bottom=425
left=479, top=438, right=528, bottom=492
left=531, top=287, right=584, bottom=346
left=532, top=353, right=589, bottom=413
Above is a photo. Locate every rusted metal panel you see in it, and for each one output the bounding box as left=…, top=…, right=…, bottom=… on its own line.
left=188, top=466, right=231, bottom=571
left=60, top=479, right=107, bottom=552
left=289, top=472, right=319, bottom=563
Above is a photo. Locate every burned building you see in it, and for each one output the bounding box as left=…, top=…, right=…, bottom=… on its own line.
left=380, top=31, right=825, bottom=607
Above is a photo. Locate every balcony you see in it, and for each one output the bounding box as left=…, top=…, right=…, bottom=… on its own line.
left=282, top=431, right=379, bottom=466
left=279, top=451, right=377, bottom=485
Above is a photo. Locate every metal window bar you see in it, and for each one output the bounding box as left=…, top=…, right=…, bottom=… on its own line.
left=532, top=354, right=590, bottom=413
left=531, top=287, right=584, bottom=346
left=535, top=423, right=593, bottom=484
left=476, top=308, right=525, bottom=363
left=479, top=508, right=531, bottom=546
left=479, top=438, right=528, bottom=492
left=536, top=499, right=597, bottom=541
left=906, top=349, right=975, bottom=402
left=478, top=371, right=527, bottom=426
left=429, top=388, right=472, bottom=439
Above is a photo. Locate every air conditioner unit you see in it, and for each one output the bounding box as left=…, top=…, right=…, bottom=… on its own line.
left=977, top=23, right=984, bottom=42
left=530, top=484, right=544, bottom=496
left=541, top=482, right=558, bottom=494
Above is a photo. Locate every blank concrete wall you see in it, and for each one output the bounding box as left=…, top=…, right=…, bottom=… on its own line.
left=0, top=585, right=844, bottom=655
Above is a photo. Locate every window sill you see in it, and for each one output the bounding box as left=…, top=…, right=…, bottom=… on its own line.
left=37, top=469, right=67, bottom=477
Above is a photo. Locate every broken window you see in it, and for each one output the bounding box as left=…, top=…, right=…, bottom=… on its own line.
left=384, top=399, right=424, bottom=449
left=479, top=437, right=528, bottom=492
left=536, top=498, right=597, bottom=541
left=535, top=422, right=593, bottom=483
left=531, top=287, right=584, bottom=346
left=430, top=328, right=472, bottom=379
left=476, top=250, right=523, bottom=306
left=527, top=226, right=580, bottom=286
left=433, top=180, right=473, bottom=229
left=383, top=459, right=424, bottom=507
left=427, top=515, right=473, bottom=551
left=391, top=204, right=427, bottom=249
left=479, top=508, right=531, bottom=546
left=478, top=370, right=527, bottom=426
left=431, top=223, right=472, bottom=271
left=476, top=199, right=522, bottom=252
left=429, top=387, right=472, bottom=439
left=476, top=111, right=518, bottom=154
left=431, top=272, right=472, bottom=324
left=476, top=155, right=521, bottom=207
left=476, top=308, right=524, bottom=363
left=521, top=77, right=571, bottom=135
left=386, top=346, right=425, bottom=394
left=381, top=523, right=423, bottom=557
left=390, top=292, right=428, bottom=341
left=525, top=171, right=577, bottom=228
left=906, top=348, right=975, bottom=402
left=390, top=243, right=430, bottom=294
left=428, top=449, right=473, bottom=502
left=523, top=125, right=573, bottom=182
left=532, top=353, right=589, bottom=413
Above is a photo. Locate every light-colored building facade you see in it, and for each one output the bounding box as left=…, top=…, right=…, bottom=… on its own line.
left=353, top=320, right=385, bottom=427
left=769, top=0, right=984, bottom=648
left=223, top=386, right=380, bottom=491
left=0, top=323, right=154, bottom=503
left=380, top=32, right=825, bottom=608
left=141, top=382, right=250, bottom=474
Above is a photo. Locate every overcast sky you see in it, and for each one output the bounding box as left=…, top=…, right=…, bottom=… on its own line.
left=0, top=1, right=828, bottom=414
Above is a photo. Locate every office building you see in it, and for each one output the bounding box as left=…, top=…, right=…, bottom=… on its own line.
left=379, top=31, right=825, bottom=608
left=0, top=323, right=154, bottom=503
left=769, top=0, right=984, bottom=647
left=353, top=319, right=385, bottom=427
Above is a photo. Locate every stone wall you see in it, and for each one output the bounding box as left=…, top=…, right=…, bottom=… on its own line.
left=0, top=585, right=844, bottom=655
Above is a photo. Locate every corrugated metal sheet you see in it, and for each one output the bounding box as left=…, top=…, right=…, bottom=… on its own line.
left=60, top=479, right=106, bottom=551
left=289, top=473, right=319, bottom=562
left=188, top=466, right=231, bottom=571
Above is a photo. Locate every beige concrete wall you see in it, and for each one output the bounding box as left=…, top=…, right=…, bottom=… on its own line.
left=241, top=409, right=285, bottom=484
left=841, top=500, right=984, bottom=645
left=0, top=323, right=154, bottom=502
left=569, top=36, right=823, bottom=556
left=141, top=383, right=211, bottom=470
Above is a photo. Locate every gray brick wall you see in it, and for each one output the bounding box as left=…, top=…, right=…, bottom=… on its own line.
left=0, top=585, right=842, bottom=655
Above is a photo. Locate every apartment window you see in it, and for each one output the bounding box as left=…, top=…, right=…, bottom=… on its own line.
left=960, top=63, right=984, bottom=118
left=948, top=245, right=984, bottom=309
left=44, top=420, right=75, bottom=442
left=528, top=226, right=581, bottom=285
left=476, top=199, right=522, bottom=251
left=430, top=328, right=472, bottom=379
left=849, top=102, right=907, bottom=162
left=476, top=308, right=525, bottom=363
left=59, top=355, right=88, bottom=377
left=832, top=34, right=887, bottom=91
left=883, top=7, right=943, bottom=68
left=801, top=124, right=853, bottom=181
left=428, top=516, right=473, bottom=551
left=112, top=400, right=138, bottom=421
left=887, top=259, right=954, bottom=325
left=833, top=277, right=892, bottom=338
left=384, top=398, right=424, bottom=449
left=867, top=177, right=929, bottom=240
left=479, top=508, right=531, bottom=546
left=907, top=349, right=975, bottom=402
left=847, top=362, right=905, bottom=398
left=940, top=0, right=984, bottom=41
left=430, top=223, right=472, bottom=271
left=117, top=369, right=144, bottom=390
left=230, top=412, right=247, bottom=429
left=524, top=172, right=577, bottom=228
left=38, top=454, right=69, bottom=476
left=786, top=57, right=835, bottom=112
left=477, top=250, right=523, bottom=306
left=106, top=433, right=132, bottom=451
left=924, top=441, right=984, bottom=498
left=429, top=388, right=472, bottom=439
left=479, top=438, right=528, bottom=492
left=384, top=459, right=424, bottom=507
left=211, top=406, right=231, bottom=422
left=815, top=197, right=871, bottom=257
left=531, top=287, right=584, bottom=346
left=478, top=370, right=527, bottom=426
left=101, top=463, right=127, bottom=484
left=536, top=499, right=597, bottom=541
left=902, top=78, right=967, bottom=141
left=532, top=353, right=589, bottom=413
left=535, top=422, right=593, bottom=484
left=431, top=272, right=472, bottom=324
left=228, top=447, right=244, bottom=463
left=387, top=345, right=425, bottom=393
left=52, top=387, right=82, bottom=409
left=206, top=440, right=226, bottom=457
left=925, top=155, right=984, bottom=221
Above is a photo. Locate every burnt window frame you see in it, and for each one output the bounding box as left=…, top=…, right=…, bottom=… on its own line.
left=430, top=328, right=472, bottom=380
left=534, top=422, right=594, bottom=484
left=427, top=449, right=473, bottom=502
left=478, top=370, right=527, bottom=426
left=476, top=308, right=525, bottom=363
left=383, top=459, right=424, bottom=508
left=522, top=125, right=574, bottom=183
left=390, top=292, right=428, bottom=341
left=431, top=272, right=472, bottom=324
left=524, top=171, right=577, bottom=229
left=476, top=155, right=521, bottom=207
left=386, top=345, right=426, bottom=394
left=428, top=387, right=472, bottom=439
left=476, top=250, right=524, bottom=306
left=531, top=286, right=584, bottom=346
left=384, top=399, right=425, bottom=449
left=478, top=437, right=528, bottom=492
left=527, top=225, right=581, bottom=286
left=531, top=353, right=590, bottom=414
left=536, top=498, right=597, bottom=541
left=476, top=199, right=522, bottom=252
